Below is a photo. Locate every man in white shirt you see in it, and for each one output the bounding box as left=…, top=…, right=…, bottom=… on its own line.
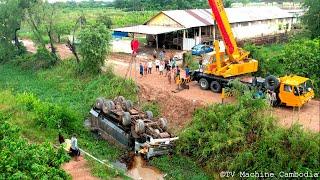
left=155, top=59, right=160, bottom=72
left=159, top=62, right=164, bottom=75
left=70, top=134, right=80, bottom=161
left=148, top=61, right=153, bottom=74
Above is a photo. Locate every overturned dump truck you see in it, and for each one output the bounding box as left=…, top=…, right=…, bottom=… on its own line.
left=87, top=96, right=178, bottom=159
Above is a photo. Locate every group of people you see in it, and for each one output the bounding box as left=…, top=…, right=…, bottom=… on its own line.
left=139, top=49, right=191, bottom=85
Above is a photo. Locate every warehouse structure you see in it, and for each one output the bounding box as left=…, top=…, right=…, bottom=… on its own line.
left=114, top=6, right=296, bottom=50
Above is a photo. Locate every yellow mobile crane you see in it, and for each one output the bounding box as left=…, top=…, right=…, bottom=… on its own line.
left=190, top=0, right=314, bottom=107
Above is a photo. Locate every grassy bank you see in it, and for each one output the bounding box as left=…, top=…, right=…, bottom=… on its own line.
left=0, top=61, right=210, bottom=179
left=0, top=61, right=137, bottom=179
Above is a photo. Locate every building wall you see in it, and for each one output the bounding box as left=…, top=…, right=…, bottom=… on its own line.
left=227, top=18, right=293, bottom=40
left=147, top=13, right=183, bottom=28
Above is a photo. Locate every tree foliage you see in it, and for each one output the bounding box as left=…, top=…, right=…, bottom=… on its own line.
left=114, top=0, right=209, bottom=11
left=0, top=0, right=32, bottom=61
left=0, top=119, right=70, bottom=179
left=78, top=24, right=111, bottom=74
left=245, top=38, right=320, bottom=96
left=25, top=0, right=60, bottom=61
left=302, top=0, right=320, bottom=38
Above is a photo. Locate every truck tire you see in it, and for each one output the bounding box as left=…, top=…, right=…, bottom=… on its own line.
left=159, top=118, right=168, bottom=131
left=115, top=96, right=126, bottom=103
left=265, top=75, right=279, bottom=91
left=145, top=111, right=153, bottom=120
left=135, top=119, right=145, bottom=134
left=95, top=97, right=104, bottom=110
left=124, top=100, right=133, bottom=111
left=199, top=78, right=209, bottom=90
left=210, top=81, right=222, bottom=93
left=102, top=100, right=115, bottom=114
left=122, top=112, right=131, bottom=126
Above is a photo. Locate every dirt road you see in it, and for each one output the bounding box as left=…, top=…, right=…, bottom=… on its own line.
left=61, top=157, right=98, bottom=180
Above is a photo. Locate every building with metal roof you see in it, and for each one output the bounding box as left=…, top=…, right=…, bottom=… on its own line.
left=114, top=6, right=296, bottom=50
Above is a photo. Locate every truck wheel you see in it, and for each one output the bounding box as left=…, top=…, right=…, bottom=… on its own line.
left=145, top=111, right=153, bottom=120
left=265, top=75, right=279, bottom=91
left=109, top=101, right=115, bottom=110
left=95, top=97, right=104, bottom=110
left=210, top=81, right=222, bottom=93
left=102, top=100, right=114, bottom=114
left=115, top=96, right=126, bottom=103
left=199, top=78, right=209, bottom=90
left=159, top=118, right=168, bottom=131
left=122, top=112, right=131, bottom=126
left=124, top=100, right=133, bottom=111
left=135, top=119, right=145, bottom=134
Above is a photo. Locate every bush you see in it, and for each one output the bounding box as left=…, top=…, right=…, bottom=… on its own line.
left=244, top=38, right=320, bottom=97
left=12, top=47, right=57, bottom=70
left=0, top=121, right=70, bottom=179
left=182, top=52, right=193, bottom=67
left=78, top=24, right=111, bottom=75
left=0, top=40, right=18, bottom=63
left=17, top=92, right=78, bottom=131
left=177, top=89, right=320, bottom=176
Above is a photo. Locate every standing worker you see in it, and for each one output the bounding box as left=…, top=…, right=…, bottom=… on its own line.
left=70, top=134, right=80, bottom=161
left=159, top=61, right=164, bottom=75
left=185, top=66, right=190, bottom=78
left=155, top=58, right=160, bottom=72
left=148, top=60, right=153, bottom=74
left=139, top=63, right=144, bottom=77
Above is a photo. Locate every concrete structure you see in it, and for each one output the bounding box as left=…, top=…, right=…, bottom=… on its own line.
left=114, top=7, right=296, bottom=50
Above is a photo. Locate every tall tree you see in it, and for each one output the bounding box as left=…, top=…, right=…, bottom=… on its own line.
left=25, top=1, right=59, bottom=60
left=0, top=0, right=33, bottom=56
left=302, top=0, right=320, bottom=38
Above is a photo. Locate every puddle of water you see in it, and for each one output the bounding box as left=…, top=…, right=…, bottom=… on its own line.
left=111, top=160, right=127, bottom=171
left=126, top=155, right=164, bottom=180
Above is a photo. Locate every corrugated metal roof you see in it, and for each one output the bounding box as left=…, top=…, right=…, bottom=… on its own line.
left=161, top=7, right=293, bottom=28
left=114, top=25, right=184, bottom=35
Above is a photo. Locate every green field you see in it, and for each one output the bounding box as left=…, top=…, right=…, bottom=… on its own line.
left=19, top=7, right=156, bottom=41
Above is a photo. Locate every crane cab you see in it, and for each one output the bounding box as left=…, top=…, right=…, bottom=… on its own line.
left=278, top=76, right=314, bottom=107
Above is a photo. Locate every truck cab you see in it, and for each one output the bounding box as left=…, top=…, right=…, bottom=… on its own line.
left=278, top=76, right=314, bottom=107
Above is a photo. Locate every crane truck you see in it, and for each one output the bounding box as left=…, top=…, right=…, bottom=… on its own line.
left=190, top=0, right=314, bottom=107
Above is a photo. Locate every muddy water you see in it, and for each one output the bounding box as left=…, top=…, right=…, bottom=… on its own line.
left=126, top=156, right=164, bottom=180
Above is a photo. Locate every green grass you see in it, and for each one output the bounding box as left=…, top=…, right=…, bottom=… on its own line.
left=150, top=155, right=212, bottom=180
left=0, top=60, right=211, bottom=179
left=0, top=61, right=138, bottom=178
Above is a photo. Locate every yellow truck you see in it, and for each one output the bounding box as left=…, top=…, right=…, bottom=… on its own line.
left=190, top=0, right=314, bottom=107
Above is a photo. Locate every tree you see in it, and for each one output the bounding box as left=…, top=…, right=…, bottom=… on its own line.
left=78, top=24, right=111, bottom=74
left=0, top=0, right=33, bottom=60
left=25, top=1, right=60, bottom=61
left=97, top=14, right=113, bottom=29
left=302, top=0, right=320, bottom=38
left=66, top=15, right=87, bottom=63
